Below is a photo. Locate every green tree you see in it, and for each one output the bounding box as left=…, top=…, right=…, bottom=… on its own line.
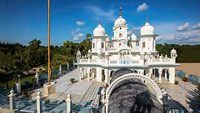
left=23, top=39, right=47, bottom=69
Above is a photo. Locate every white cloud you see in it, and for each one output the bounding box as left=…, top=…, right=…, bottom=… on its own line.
left=73, top=33, right=83, bottom=41
left=137, top=3, right=148, bottom=12
left=177, top=23, right=190, bottom=31
left=76, top=21, right=85, bottom=26
left=85, top=6, right=115, bottom=21
left=75, top=28, right=81, bottom=32
left=155, top=22, right=200, bottom=44
left=192, top=22, right=200, bottom=30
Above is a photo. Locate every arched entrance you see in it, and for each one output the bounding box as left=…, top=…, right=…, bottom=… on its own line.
left=104, top=73, right=163, bottom=113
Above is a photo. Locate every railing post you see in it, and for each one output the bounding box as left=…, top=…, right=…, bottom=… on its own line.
left=35, top=72, right=39, bottom=85
left=36, top=91, right=42, bottom=113
left=66, top=94, right=72, bottom=113
left=8, top=89, right=15, bottom=110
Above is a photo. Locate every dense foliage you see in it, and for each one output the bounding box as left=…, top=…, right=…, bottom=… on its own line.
left=0, top=41, right=200, bottom=73
left=156, top=44, right=200, bottom=63
left=0, top=34, right=92, bottom=88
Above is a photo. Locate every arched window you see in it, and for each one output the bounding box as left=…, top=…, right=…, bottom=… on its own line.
left=101, top=42, right=104, bottom=48
left=142, top=42, right=145, bottom=48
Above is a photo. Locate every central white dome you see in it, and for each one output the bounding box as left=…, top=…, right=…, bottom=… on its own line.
left=93, top=24, right=106, bottom=36
left=114, top=16, right=127, bottom=27
left=140, top=22, right=154, bottom=35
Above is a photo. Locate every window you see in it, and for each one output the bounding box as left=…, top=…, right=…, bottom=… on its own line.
left=101, top=42, right=104, bottom=48
left=93, top=43, right=95, bottom=48
left=142, top=42, right=145, bottom=48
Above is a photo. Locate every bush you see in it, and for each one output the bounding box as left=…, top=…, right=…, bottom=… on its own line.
left=175, top=81, right=179, bottom=85
left=44, top=99, right=50, bottom=105
left=70, top=78, right=75, bottom=83
left=182, top=77, right=188, bottom=82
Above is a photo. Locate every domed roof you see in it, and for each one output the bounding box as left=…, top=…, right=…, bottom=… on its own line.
left=93, top=24, right=106, bottom=36
left=131, top=33, right=137, bottom=41
left=140, top=22, right=154, bottom=35
left=76, top=50, right=81, bottom=56
left=171, top=48, right=177, bottom=54
left=114, top=16, right=127, bottom=27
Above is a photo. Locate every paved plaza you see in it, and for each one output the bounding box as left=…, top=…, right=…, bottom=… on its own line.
left=31, top=69, right=102, bottom=104
left=160, top=77, right=197, bottom=112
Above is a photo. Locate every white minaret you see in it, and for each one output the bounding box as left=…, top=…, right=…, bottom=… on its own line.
left=140, top=22, right=157, bottom=52
left=113, top=7, right=128, bottom=47
left=92, top=23, right=107, bottom=54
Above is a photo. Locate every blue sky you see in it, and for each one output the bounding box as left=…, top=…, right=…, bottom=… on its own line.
left=0, top=0, right=200, bottom=45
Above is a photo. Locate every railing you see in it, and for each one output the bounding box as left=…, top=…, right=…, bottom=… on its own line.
left=150, top=58, right=175, bottom=64
left=79, top=57, right=176, bottom=66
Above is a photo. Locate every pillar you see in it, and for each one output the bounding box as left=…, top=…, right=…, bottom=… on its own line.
left=59, top=65, right=62, bottom=74
left=104, top=69, right=109, bottom=84
left=159, top=68, right=162, bottom=83
left=149, top=68, right=153, bottom=78
left=35, top=72, right=39, bottom=85
left=79, top=67, right=82, bottom=81
left=101, top=88, right=106, bottom=113
left=85, top=67, right=87, bottom=76
left=66, top=94, right=72, bottom=113
left=16, top=80, right=21, bottom=93
left=140, top=69, right=144, bottom=75
left=96, top=67, right=102, bottom=82
left=105, top=96, right=109, bottom=113
left=164, top=69, right=168, bottom=80
left=87, top=67, right=90, bottom=81
left=8, top=89, right=15, bottom=110
left=92, top=73, right=95, bottom=79
left=169, top=67, right=175, bottom=84
left=67, top=63, right=69, bottom=70
left=36, top=91, right=42, bottom=113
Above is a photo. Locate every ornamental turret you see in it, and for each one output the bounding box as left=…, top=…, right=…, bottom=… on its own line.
left=76, top=50, right=81, bottom=62
left=140, top=22, right=157, bottom=52
left=170, top=48, right=177, bottom=58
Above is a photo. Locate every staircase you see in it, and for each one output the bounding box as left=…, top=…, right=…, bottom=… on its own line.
left=80, top=82, right=102, bottom=105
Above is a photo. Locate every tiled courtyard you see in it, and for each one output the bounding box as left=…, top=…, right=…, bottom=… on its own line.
left=160, top=77, right=197, bottom=112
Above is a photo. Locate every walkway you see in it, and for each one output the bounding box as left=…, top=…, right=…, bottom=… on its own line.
left=160, top=77, right=197, bottom=112
left=47, top=69, right=93, bottom=103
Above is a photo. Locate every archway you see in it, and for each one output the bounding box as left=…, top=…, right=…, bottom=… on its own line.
left=105, top=73, right=163, bottom=113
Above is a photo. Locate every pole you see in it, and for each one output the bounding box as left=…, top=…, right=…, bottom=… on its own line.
left=48, top=0, right=51, bottom=85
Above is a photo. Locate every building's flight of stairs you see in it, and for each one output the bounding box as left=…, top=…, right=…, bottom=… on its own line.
left=80, top=82, right=102, bottom=106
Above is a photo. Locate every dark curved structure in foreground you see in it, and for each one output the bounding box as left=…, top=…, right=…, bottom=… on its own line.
left=108, top=68, right=163, bottom=113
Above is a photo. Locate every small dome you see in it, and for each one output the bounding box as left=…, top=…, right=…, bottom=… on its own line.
left=93, top=24, right=106, bottom=36
left=131, top=33, right=137, bottom=41
left=114, top=16, right=127, bottom=27
left=76, top=50, right=81, bottom=56
left=88, top=49, right=91, bottom=53
left=171, top=48, right=177, bottom=54
left=10, top=89, right=14, bottom=94
left=140, top=22, right=154, bottom=35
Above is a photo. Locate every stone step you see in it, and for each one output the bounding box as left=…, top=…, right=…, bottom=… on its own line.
left=80, top=82, right=101, bottom=103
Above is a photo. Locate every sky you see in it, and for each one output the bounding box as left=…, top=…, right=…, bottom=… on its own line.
left=0, top=0, right=200, bottom=45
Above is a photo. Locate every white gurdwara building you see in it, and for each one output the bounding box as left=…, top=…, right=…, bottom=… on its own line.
left=75, top=8, right=179, bottom=85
